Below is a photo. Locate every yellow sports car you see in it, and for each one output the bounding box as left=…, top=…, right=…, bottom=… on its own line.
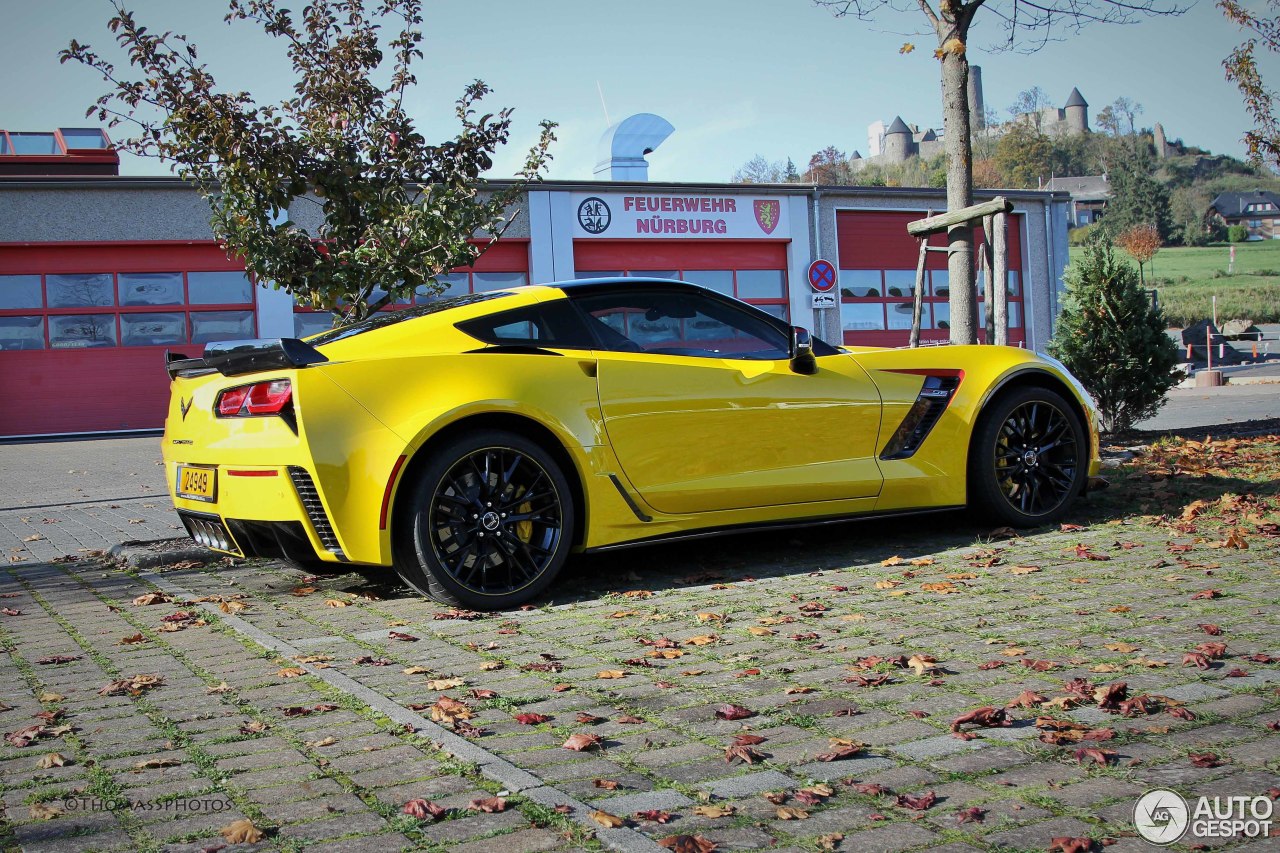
left=163, top=278, right=1100, bottom=609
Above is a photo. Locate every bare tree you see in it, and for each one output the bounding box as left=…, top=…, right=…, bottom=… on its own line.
left=1009, top=86, right=1053, bottom=133
left=815, top=0, right=1185, bottom=345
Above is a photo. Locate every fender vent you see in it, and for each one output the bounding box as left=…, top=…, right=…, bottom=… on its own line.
left=287, top=466, right=347, bottom=561
left=880, top=374, right=962, bottom=460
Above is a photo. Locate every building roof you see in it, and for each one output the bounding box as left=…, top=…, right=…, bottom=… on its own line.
left=1208, top=189, right=1280, bottom=217
left=886, top=116, right=912, bottom=135
left=1064, top=88, right=1087, bottom=108
left=1044, top=175, right=1110, bottom=202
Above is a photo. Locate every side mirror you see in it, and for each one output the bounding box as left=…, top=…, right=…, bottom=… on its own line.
left=789, top=326, right=817, bottom=375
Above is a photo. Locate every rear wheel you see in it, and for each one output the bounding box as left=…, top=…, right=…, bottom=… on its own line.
left=968, top=386, right=1086, bottom=527
left=393, top=430, right=575, bottom=610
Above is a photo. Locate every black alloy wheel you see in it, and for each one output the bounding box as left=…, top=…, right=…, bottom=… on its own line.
left=394, top=429, right=574, bottom=609
left=969, top=386, right=1087, bottom=526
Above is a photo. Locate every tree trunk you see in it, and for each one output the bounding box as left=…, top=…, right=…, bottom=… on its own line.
left=940, top=47, right=977, bottom=345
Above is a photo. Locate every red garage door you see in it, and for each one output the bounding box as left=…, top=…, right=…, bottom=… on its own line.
left=0, top=242, right=255, bottom=437
left=573, top=240, right=791, bottom=321
left=836, top=211, right=1025, bottom=347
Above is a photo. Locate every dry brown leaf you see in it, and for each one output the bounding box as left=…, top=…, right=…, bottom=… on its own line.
left=29, top=802, right=62, bottom=820
left=323, top=598, right=350, bottom=608
left=776, top=805, right=810, bottom=820
left=402, top=665, right=431, bottom=675
left=219, top=819, right=264, bottom=844
left=748, top=626, right=776, bottom=636
left=1009, top=565, right=1041, bottom=575
left=596, top=670, right=627, bottom=679
left=590, top=809, right=625, bottom=828
left=277, top=667, right=305, bottom=678
left=692, top=804, right=736, bottom=818
left=685, top=635, right=718, bottom=645
left=36, top=752, right=68, bottom=769
left=426, top=677, right=465, bottom=690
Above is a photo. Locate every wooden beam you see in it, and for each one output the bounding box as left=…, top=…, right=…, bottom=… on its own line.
left=907, top=196, right=1014, bottom=237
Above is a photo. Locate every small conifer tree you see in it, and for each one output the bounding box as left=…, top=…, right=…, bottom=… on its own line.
left=1048, top=233, right=1180, bottom=434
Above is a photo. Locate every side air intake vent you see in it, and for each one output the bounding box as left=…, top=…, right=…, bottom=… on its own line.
left=287, top=466, right=347, bottom=561
left=880, top=374, right=962, bottom=460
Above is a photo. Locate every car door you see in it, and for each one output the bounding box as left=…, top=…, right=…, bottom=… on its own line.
left=571, top=286, right=883, bottom=515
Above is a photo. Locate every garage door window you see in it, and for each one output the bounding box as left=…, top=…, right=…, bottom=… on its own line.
left=0, top=271, right=256, bottom=350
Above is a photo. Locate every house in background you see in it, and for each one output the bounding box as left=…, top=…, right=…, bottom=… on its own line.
left=1208, top=189, right=1280, bottom=240
left=1045, top=175, right=1110, bottom=227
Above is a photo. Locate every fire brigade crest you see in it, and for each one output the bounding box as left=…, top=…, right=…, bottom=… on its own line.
left=754, top=200, right=780, bottom=235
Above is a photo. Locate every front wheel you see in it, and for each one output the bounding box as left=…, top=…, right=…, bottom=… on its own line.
left=968, top=386, right=1087, bottom=527
left=393, top=430, right=575, bottom=610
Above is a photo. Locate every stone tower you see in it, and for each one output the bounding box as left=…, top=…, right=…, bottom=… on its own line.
left=1064, top=88, right=1089, bottom=134
left=882, top=116, right=913, bottom=164
left=1154, top=122, right=1170, bottom=158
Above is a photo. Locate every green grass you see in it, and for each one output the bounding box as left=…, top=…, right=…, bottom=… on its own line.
left=1068, top=240, right=1280, bottom=326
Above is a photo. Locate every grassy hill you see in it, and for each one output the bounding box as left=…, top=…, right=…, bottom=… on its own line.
left=1067, top=240, right=1280, bottom=326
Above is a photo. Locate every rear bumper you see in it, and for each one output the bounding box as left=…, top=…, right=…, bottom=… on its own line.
left=168, top=463, right=346, bottom=564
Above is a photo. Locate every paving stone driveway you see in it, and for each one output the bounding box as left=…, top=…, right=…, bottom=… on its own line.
left=1, top=435, right=1278, bottom=852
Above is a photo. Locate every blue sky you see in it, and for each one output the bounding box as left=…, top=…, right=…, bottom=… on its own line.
left=2, top=0, right=1271, bottom=182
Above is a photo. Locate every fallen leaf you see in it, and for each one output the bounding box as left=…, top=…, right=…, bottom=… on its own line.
left=636, top=809, right=674, bottom=823
left=956, top=806, right=986, bottom=824
left=470, top=796, right=507, bottom=813
left=36, top=752, right=68, bottom=768
left=724, top=744, right=767, bottom=764
left=658, top=835, right=718, bottom=853
left=402, top=798, right=447, bottom=820
left=132, top=592, right=169, bottom=606
left=593, top=778, right=621, bottom=790
left=776, top=805, right=809, bottom=820
left=692, top=804, right=735, bottom=818
left=29, top=802, right=62, bottom=820
left=590, top=808, right=625, bottom=828
left=1048, top=838, right=1095, bottom=853
left=219, top=819, right=264, bottom=844
left=323, top=598, right=350, bottom=608
left=896, top=791, right=936, bottom=810
left=426, top=677, right=464, bottom=690
left=277, top=667, right=305, bottom=678
left=563, top=732, right=602, bottom=751
left=596, top=670, right=627, bottom=679
left=1009, top=565, right=1041, bottom=575
left=514, top=712, right=552, bottom=725
left=715, top=703, right=755, bottom=721
left=950, top=707, right=1010, bottom=732
left=1189, top=752, right=1221, bottom=768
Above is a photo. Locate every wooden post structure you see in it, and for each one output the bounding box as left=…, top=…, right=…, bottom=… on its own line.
left=909, top=209, right=933, bottom=349
left=983, top=211, right=993, bottom=340
left=992, top=210, right=1009, bottom=346
left=906, top=196, right=1014, bottom=348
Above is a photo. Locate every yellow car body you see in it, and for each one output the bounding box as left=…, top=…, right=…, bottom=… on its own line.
left=162, top=279, right=1100, bottom=607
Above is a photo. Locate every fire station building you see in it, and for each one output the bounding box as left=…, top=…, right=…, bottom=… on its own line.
left=0, top=128, right=1071, bottom=437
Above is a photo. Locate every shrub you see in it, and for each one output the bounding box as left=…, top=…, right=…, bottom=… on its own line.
left=1048, top=232, right=1181, bottom=434
left=1228, top=224, right=1249, bottom=243
left=1068, top=222, right=1100, bottom=246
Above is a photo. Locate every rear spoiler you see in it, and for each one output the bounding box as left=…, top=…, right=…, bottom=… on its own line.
left=165, top=338, right=328, bottom=380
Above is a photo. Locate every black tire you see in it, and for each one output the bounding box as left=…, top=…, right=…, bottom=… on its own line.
left=392, top=429, right=575, bottom=610
left=968, top=386, right=1087, bottom=527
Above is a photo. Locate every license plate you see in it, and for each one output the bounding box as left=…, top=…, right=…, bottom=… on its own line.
left=177, top=465, right=217, bottom=502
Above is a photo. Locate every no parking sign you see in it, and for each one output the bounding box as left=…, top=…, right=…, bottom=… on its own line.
left=807, top=259, right=836, bottom=293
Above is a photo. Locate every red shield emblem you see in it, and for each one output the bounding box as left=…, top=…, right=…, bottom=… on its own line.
left=753, top=200, right=780, bottom=235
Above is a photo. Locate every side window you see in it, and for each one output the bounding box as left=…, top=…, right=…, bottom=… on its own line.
left=455, top=300, right=593, bottom=349
left=573, top=290, right=789, bottom=359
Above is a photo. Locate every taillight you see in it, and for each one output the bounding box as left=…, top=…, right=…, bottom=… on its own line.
left=216, top=380, right=292, bottom=417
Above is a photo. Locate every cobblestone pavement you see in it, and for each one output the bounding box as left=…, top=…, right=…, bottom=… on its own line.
left=2, top=436, right=1279, bottom=852
left=1, top=437, right=180, bottom=564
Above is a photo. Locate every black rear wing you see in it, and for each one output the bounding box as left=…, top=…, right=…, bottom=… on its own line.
left=165, top=338, right=328, bottom=380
